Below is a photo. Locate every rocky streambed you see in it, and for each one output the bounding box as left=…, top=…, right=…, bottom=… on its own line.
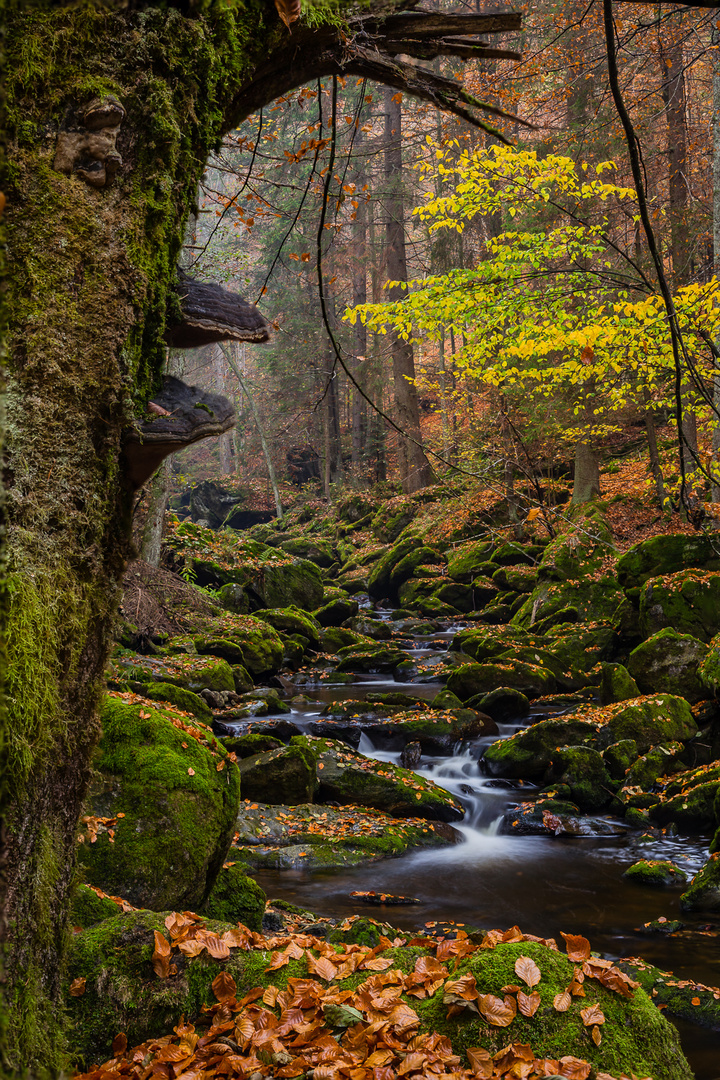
left=71, top=494, right=720, bottom=1078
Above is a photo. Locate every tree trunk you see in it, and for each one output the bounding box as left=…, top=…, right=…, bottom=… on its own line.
left=383, top=87, right=434, bottom=493
left=571, top=441, right=601, bottom=504
left=211, top=343, right=234, bottom=474
left=351, top=129, right=368, bottom=476
left=712, top=25, right=720, bottom=504
left=1, top=6, right=290, bottom=1067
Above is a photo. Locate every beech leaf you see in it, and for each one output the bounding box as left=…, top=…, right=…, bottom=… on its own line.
left=515, top=955, right=542, bottom=987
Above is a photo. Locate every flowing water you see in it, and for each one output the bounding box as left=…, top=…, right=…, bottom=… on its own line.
left=239, top=619, right=720, bottom=1078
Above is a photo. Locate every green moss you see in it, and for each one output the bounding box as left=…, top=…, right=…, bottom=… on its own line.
left=623, top=859, right=687, bottom=887
left=70, top=885, right=126, bottom=928
left=141, top=681, right=212, bottom=722
left=200, top=864, right=266, bottom=931
left=79, top=697, right=240, bottom=910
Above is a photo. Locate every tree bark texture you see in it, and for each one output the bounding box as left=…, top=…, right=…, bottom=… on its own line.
left=0, top=3, right=287, bottom=1069
left=383, top=88, right=434, bottom=494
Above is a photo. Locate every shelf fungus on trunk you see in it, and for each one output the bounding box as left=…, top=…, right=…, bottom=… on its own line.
left=123, top=376, right=236, bottom=489
left=53, top=95, right=125, bottom=188
left=165, top=272, right=272, bottom=348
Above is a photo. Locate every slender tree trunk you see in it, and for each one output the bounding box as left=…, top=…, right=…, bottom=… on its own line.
left=221, top=344, right=283, bottom=520
left=572, top=441, right=601, bottom=504
left=351, top=130, right=368, bottom=476
left=644, top=396, right=668, bottom=510
left=383, top=87, right=434, bottom=493
left=211, top=343, right=234, bottom=474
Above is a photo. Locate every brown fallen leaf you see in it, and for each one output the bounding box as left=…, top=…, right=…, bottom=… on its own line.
left=515, top=955, right=542, bottom=988
left=274, top=0, right=300, bottom=29
left=69, top=977, right=86, bottom=997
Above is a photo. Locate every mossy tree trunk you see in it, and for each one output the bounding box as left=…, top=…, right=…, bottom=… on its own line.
left=1, top=1, right=521, bottom=1068
left=0, top=2, right=292, bottom=1070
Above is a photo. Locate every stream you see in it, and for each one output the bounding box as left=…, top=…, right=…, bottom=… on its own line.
left=235, top=616, right=720, bottom=1079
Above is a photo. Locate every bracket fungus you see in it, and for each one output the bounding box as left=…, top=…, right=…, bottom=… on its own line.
left=123, top=376, right=236, bottom=489
left=53, top=95, right=125, bottom=188
left=165, top=272, right=271, bottom=349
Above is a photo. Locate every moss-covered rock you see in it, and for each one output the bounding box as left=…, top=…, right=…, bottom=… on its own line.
left=446, top=659, right=556, bottom=702
left=292, top=735, right=464, bottom=821
left=601, top=738, right=638, bottom=782
left=314, top=597, right=359, bottom=626
left=215, top=582, right=250, bottom=614
left=545, top=746, right=613, bottom=812
left=196, top=614, right=284, bottom=677
left=371, top=499, right=418, bottom=542
left=623, top=742, right=683, bottom=790
left=473, top=687, right=530, bottom=722
left=252, top=605, right=321, bottom=650
left=320, top=626, right=374, bottom=653
left=141, top=681, right=212, bottom=722
left=513, top=576, right=631, bottom=634
left=593, top=693, right=697, bottom=754
left=627, top=627, right=708, bottom=702
left=623, top=859, right=687, bottom=887
left=600, top=663, right=640, bottom=705
left=116, top=652, right=236, bottom=694
left=278, top=536, right=336, bottom=568
left=200, top=864, right=266, bottom=930
left=491, top=565, right=537, bottom=592
left=446, top=540, right=496, bottom=582
left=650, top=779, right=720, bottom=831
left=639, top=569, right=720, bottom=643
left=70, top=885, right=129, bottom=929
left=680, top=852, right=720, bottom=911
left=237, top=743, right=318, bottom=805
left=483, top=717, right=599, bottom=779
left=387, top=545, right=445, bottom=595
left=335, top=645, right=410, bottom=674
left=78, top=696, right=240, bottom=911
left=450, top=625, right=535, bottom=661
left=545, top=623, right=616, bottom=677
left=347, top=615, right=393, bottom=640
left=221, top=733, right=282, bottom=758
left=431, top=581, right=479, bottom=613
left=621, top=953, right=720, bottom=1031
left=617, top=532, right=720, bottom=590
left=65, top=912, right=693, bottom=1078
left=231, top=801, right=457, bottom=870
left=698, top=630, right=720, bottom=696
left=366, top=537, right=417, bottom=598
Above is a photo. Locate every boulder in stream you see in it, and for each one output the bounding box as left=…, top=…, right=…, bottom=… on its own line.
left=628, top=627, right=708, bottom=702
left=446, top=659, right=556, bottom=701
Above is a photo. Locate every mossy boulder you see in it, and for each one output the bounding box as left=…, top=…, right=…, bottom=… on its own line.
left=627, top=627, right=708, bottom=702
left=650, top=779, right=720, bottom=831
left=491, top=565, right=537, bottom=592
left=545, top=746, right=613, bottom=812
left=221, top=733, right=282, bottom=758
left=513, top=576, right=631, bottom=634
left=237, top=743, right=318, bottom=805
left=70, top=885, right=127, bottom=929
left=366, top=537, right=418, bottom=598
left=446, top=660, right=556, bottom=702
left=200, top=863, right=266, bottom=930
left=624, top=742, right=683, bottom=790
left=141, top=682, right=212, bottom=722
left=370, top=499, right=418, bottom=542
left=484, top=695, right=696, bottom=780
left=450, top=625, right=535, bottom=662
left=278, top=536, right=336, bottom=568
left=65, top=911, right=693, bottom=1078
left=78, top=697, right=240, bottom=911
left=473, top=687, right=530, bottom=722
left=252, top=605, right=321, bottom=650
left=618, top=532, right=720, bottom=590
left=621, top=954, right=720, bottom=1031
left=603, top=739, right=639, bottom=781
left=639, top=569, right=720, bottom=642
left=231, top=801, right=456, bottom=870
left=492, top=540, right=538, bottom=566
left=320, top=626, right=373, bottom=653
left=483, top=716, right=599, bottom=779
left=623, top=859, right=687, bottom=887
left=387, top=545, right=445, bottom=594
left=335, top=645, right=410, bottom=673
left=314, top=597, right=359, bottom=626
left=600, top=663, right=640, bottom=705
left=117, top=653, right=236, bottom=694
left=347, top=615, right=392, bottom=641
left=545, top=623, right=616, bottom=676
left=593, top=693, right=697, bottom=754
left=292, top=735, right=464, bottom=821
left=197, top=615, right=284, bottom=677
left=215, top=582, right=250, bottom=614
left=698, top=630, right=720, bottom=695
left=446, top=539, right=496, bottom=582
left=680, top=852, right=720, bottom=911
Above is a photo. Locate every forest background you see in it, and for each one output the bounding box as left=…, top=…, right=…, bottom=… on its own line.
left=150, top=0, right=720, bottom=537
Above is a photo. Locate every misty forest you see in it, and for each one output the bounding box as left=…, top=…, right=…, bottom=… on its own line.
left=7, top=0, right=720, bottom=1078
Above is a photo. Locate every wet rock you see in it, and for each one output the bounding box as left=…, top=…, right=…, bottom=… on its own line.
left=624, top=742, right=683, bottom=790
left=238, top=743, right=318, bottom=805
left=681, top=852, right=720, bottom=911
left=401, top=740, right=422, bottom=768
left=347, top=615, right=392, bottom=640
left=278, top=536, right=336, bottom=568
left=320, top=626, right=374, bottom=653
left=545, top=746, right=613, bottom=812
left=115, top=652, right=236, bottom=694
left=623, top=859, right=687, bottom=887
left=195, top=615, right=285, bottom=677
left=78, top=697, right=240, bottom=911
left=245, top=719, right=303, bottom=742
left=628, top=628, right=708, bottom=703
left=293, top=735, right=465, bottom=821
left=600, top=662, right=640, bottom=704
left=221, top=733, right=283, bottom=758
left=216, top=582, right=250, bottom=613
left=446, top=659, right=556, bottom=702
left=450, top=625, right=536, bottom=662
left=335, top=645, right=410, bottom=674
left=491, top=565, right=537, bottom=592
left=502, top=800, right=627, bottom=837
left=472, top=687, right=530, bottom=722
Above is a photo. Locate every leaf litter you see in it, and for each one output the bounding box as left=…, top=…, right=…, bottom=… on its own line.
left=73, top=919, right=648, bottom=1080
